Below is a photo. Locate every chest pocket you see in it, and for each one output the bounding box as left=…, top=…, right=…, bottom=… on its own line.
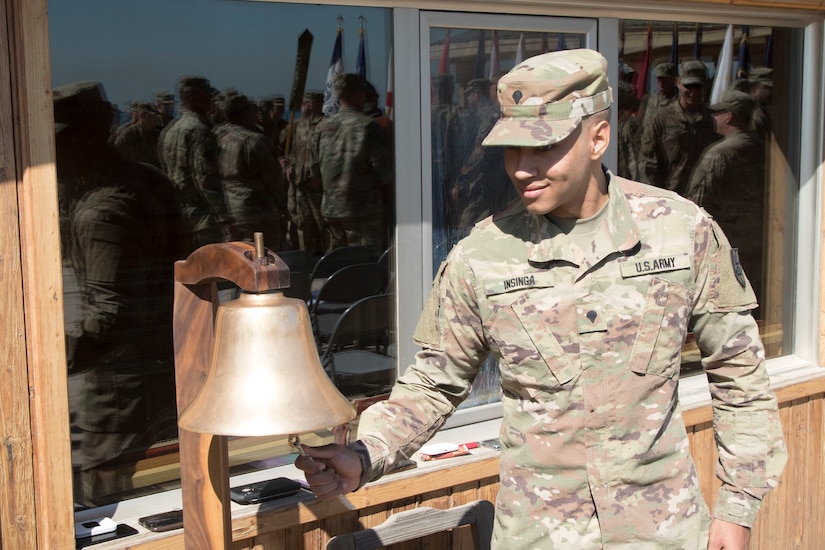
left=485, top=286, right=579, bottom=400
left=627, top=275, right=693, bottom=378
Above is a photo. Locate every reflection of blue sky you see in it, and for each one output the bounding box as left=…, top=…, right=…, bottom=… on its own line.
left=48, top=0, right=391, bottom=112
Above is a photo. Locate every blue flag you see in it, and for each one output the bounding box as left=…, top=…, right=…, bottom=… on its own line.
left=693, top=23, right=703, bottom=60
left=355, top=29, right=366, bottom=78
left=671, top=23, right=679, bottom=65
left=737, top=26, right=751, bottom=79
left=473, top=30, right=486, bottom=79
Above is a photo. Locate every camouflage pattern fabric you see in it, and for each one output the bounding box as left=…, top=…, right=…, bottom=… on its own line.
left=288, top=112, right=326, bottom=254
left=616, top=112, right=641, bottom=181
left=310, top=105, right=393, bottom=220
left=638, top=100, right=720, bottom=196
left=159, top=109, right=229, bottom=247
left=640, top=90, right=677, bottom=127
left=686, top=129, right=767, bottom=306
left=482, top=49, right=612, bottom=148
left=114, top=123, right=160, bottom=168
left=353, top=172, right=786, bottom=549
left=217, top=121, right=286, bottom=243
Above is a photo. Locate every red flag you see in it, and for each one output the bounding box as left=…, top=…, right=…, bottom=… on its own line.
left=632, top=22, right=652, bottom=100
left=439, top=29, right=451, bottom=75
left=386, top=46, right=394, bottom=120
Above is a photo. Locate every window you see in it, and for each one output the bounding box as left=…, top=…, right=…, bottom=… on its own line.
left=51, top=0, right=394, bottom=508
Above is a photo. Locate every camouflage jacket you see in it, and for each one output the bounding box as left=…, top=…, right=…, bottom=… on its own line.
left=290, top=113, right=324, bottom=186
left=159, top=109, right=229, bottom=233
left=639, top=101, right=720, bottom=196
left=217, top=122, right=286, bottom=226
left=113, top=124, right=160, bottom=168
left=354, top=171, right=786, bottom=549
left=310, top=106, right=393, bottom=219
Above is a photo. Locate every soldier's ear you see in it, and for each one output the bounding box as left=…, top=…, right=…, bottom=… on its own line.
left=588, top=117, right=610, bottom=160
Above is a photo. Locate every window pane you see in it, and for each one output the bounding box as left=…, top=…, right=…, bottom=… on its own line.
left=615, top=21, right=797, bottom=370
left=51, top=0, right=394, bottom=507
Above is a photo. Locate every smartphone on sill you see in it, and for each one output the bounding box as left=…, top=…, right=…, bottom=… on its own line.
left=139, top=509, right=184, bottom=532
left=230, top=477, right=303, bottom=505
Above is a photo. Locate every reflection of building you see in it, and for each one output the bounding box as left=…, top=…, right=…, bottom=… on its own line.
left=5, top=1, right=825, bottom=548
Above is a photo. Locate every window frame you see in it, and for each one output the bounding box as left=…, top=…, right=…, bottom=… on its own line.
left=9, top=0, right=822, bottom=544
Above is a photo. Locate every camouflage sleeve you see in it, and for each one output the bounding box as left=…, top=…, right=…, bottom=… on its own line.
left=253, top=135, right=287, bottom=213
left=190, top=128, right=230, bottom=224
left=355, top=246, right=489, bottom=483
left=690, top=216, right=788, bottom=527
left=367, top=119, right=394, bottom=189
left=685, top=147, right=721, bottom=207
left=638, top=115, right=664, bottom=187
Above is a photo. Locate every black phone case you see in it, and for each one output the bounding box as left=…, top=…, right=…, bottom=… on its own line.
left=230, top=477, right=302, bottom=505
left=139, top=509, right=184, bottom=532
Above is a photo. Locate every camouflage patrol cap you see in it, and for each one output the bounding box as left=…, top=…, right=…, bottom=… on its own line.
left=654, top=62, right=677, bottom=78
left=710, top=89, right=756, bottom=121
left=333, top=73, right=366, bottom=95
left=748, top=67, right=774, bottom=87
left=303, top=90, right=324, bottom=102
left=133, top=101, right=157, bottom=115
left=271, top=94, right=286, bottom=107
left=482, top=48, right=613, bottom=148
left=223, top=94, right=254, bottom=116
left=177, top=75, right=217, bottom=96
left=464, top=78, right=491, bottom=97
left=678, top=60, right=708, bottom=86
left=52, top=80, right=112, bottom=133
left=155, top=91, right=175, bottom=104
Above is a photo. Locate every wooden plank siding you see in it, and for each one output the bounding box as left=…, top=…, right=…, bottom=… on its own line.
left=101, top=386, right=824, bottom=550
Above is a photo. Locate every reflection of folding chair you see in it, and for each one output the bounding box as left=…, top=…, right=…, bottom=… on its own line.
left=309, top=263, right=390, bottom=341
left=277, top=248, right=316, bottom=275
left=319, top=294, right=394, bottom=395
left=310, top=245, right=377, bottom=293
left=326, top=500, right=495, bottom=550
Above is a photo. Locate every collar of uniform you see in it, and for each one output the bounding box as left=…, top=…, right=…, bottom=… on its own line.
left=527, top=168, right=640, bottom=266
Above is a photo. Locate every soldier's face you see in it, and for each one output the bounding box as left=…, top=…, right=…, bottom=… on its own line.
left=503, top=120, right=601, bottom=218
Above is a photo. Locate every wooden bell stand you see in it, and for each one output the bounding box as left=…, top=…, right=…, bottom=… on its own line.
left=173, top=240, right=289, bottom=548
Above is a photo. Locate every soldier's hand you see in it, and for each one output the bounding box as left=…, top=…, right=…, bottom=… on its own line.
left=295, top=444, right=363, bottom=500
left=707, top=519, right=750, bottom=550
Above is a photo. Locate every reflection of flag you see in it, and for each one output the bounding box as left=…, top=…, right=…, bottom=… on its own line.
left=355, top=27, right=366, bottom=78
left=386, top=46, right=394, bottom=120
left=671, top=23, right=679, bottom=65
left=737, top=26, right=751, bottom=79
left=558, top=33, right=567, bottom=51
left=514, top=32, right=525, bottom=65
left=632, top=22, right=651, bottom=100
left=323, top=27, right=344, bottom=116
left=711, top=24, right=734, bottom=104
left=488, top=30, right=500, bottom=79
left=764, top=28, right=774, bottom=68
left=694, top=23, right=703, bottom=60
left=540, top=33, right=549, bottom=54
left=439, top=29, right=451, bottom=75
left=473, top=30, right=486, bottom=79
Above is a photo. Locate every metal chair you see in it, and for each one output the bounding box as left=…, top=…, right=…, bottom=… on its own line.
left=319, top=293, right=394, bottom=395
left=326, top=499, right=495, bottom=550
left=310, top=245, right=377, bottom=294
left=309, top=263, right=390, bottom=341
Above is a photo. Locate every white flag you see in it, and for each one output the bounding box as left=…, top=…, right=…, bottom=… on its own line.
left=710, top=25, right=733, bottom=105
left=323, top=29, right=344, bottom=116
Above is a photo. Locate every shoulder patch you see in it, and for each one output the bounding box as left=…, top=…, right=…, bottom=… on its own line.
left=709, top=220, right=758, bottom=311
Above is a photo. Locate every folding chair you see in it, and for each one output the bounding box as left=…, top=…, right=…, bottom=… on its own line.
left=310, top=245, right=377, bottom=293
left=309, top=263, right=390, bottom=341
left=319, top=294, right=394, bottom=395
left=326, top=499, right=495, bottom=550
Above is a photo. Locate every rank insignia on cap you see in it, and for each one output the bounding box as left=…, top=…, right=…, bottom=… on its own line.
left=731, top=249, right=747, bottom=288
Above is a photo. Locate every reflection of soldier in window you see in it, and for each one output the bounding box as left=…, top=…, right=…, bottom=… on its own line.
left=431, top=74, right=473, bottom=230
left=686, top=90, right=766, bottom=310
left=55, top=81, right=187, bottom=506
left=450, top=77, right=516, bottom=239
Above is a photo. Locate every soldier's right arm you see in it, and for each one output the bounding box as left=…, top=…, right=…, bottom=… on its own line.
left=190, top=127, right=231, bottom=226
left=638, top=116, right=664, bottom=187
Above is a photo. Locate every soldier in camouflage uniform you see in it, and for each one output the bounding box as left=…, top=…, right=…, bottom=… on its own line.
left=748, top=67, right=773, bottom=142
left=639, top=60, right=720, bottom=196
left=155, top=90, right=176, bottom=129
left=639, top=61, right=678, bottom=127
left=687, top=89, right=766, bottom=310
left=113, top=101, right=161, bottom=168
left=159, top=76, right=235, bottom=251
left=310, top=73, right=393, bottom=252
left=284, top=91, right=327, bottom=255
left=616, top=80, right=641, bottom=181
left=217, top=93, right=287, bottom=246
left=297, top=49, right=786, bottom=550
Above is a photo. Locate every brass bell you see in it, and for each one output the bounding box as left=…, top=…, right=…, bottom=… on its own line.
left=178, top=289, right=356, bottom=436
